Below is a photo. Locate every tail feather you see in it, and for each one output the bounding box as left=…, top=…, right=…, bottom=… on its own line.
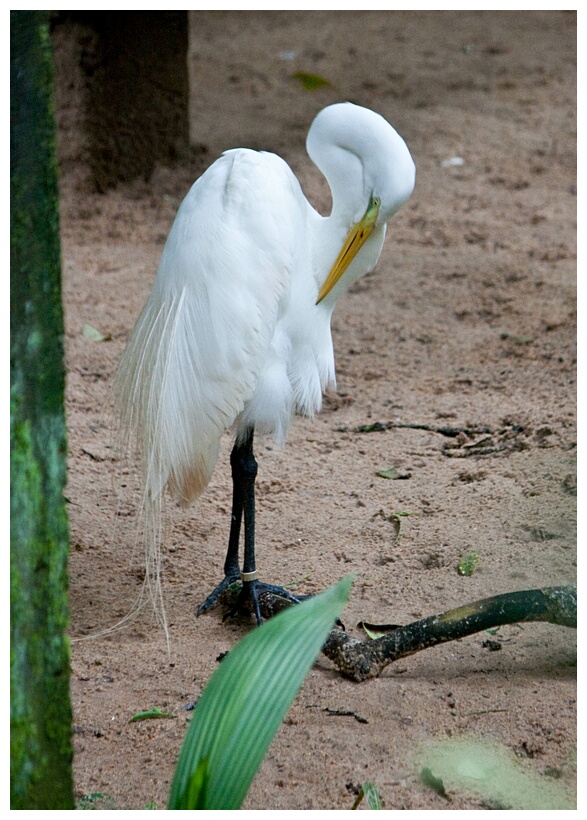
left=114, top=286, right=228, bottom=635
left=115, top=287, right=224, bottom=505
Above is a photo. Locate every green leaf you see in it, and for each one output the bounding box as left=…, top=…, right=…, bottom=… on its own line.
left=363, top=781, right=383, bottom=809
left=359, top=621, right=402, bottom=640
left=457, top=550, right=479, bottom=576
left=291, top=71, right=331, bottom=90
left=184, top=758, right=209, bottom=810
left=376, top=467, right=399, bottom=479
left=82, top=323, right=111, bottom=342
left=168, top=576, right=352, bottom=810
left=420, top=766, right=449, bottom=800
left=130, top=706, right=176, bottom=722
left=77, top=792, right=117, bottom=810
left=352, top=781, right=382, bottom=809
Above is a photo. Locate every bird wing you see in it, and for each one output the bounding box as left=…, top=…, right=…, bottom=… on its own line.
left=115, top=149, right=305, bottom=505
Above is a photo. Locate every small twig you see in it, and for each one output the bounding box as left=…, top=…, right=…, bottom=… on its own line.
left=80, top=447, right=105, bottom=461
left=352, top=421, right=495, bottom=437
left=348, top=421, right=530, bottom=458
left=323, top=707, right=368, bottom=724
left=306, top=704, right=368, bottom=723
left=465, top=708, right=509, bottom=716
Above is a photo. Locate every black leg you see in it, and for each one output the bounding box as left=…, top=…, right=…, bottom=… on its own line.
left=225, top=428, right=263, bottom=622
left=233, top=427, right=258, bottom=577
left=225, top=431, right=253, bottom=577
left=199, top=426, right=302, bottom=623
left=196, top=430, right=254, bottom=616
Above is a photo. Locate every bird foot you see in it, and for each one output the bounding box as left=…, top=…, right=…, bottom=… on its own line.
left=223, top=579, right=302, bottom=625
left=196, top=570, right=241, bottom=617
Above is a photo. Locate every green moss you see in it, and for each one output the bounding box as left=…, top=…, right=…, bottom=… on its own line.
left=10, top=11, right=73, bottom=809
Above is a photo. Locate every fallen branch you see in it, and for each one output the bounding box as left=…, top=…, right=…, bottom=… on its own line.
left=321, top=585, right=576, bottom=681
left=222, top=585, right=576, bottom=682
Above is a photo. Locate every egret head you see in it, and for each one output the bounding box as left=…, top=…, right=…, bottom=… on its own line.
left=306, top=102, right=416, bottom=225
left=308, top=103, right=415, bottom=304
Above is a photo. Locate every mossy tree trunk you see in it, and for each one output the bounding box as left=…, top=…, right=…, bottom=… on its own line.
left=11, top=10, right=74, bottom=809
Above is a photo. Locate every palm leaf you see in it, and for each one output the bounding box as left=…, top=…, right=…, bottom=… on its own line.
left=168, top=576, right=352, bottom=809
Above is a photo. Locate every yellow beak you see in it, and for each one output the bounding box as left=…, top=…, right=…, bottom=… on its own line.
left=316, top=195, right=381, bottom=304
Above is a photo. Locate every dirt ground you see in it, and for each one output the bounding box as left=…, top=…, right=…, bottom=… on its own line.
left=55, top=10, right=576, bottom=810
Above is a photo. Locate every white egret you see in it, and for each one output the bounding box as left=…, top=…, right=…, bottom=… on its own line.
left=115, top=102, right=415, bottom=625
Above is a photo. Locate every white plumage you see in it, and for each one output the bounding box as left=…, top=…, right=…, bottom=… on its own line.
left=115, top=102, right=415, bottom=625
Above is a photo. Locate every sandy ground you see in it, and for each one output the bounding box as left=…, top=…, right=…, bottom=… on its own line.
left=55, top=10, right=576, bottom=810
